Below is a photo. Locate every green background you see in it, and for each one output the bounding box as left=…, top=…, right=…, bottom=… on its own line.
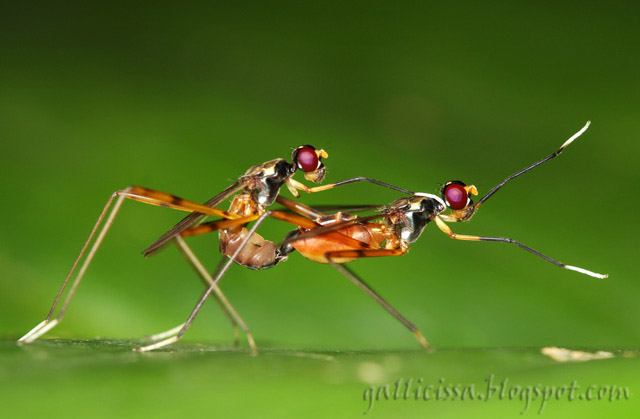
left=1, top=1, right=638, bottom=417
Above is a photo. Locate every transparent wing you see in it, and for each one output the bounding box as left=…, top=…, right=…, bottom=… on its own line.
left=297, top=204, right=387, bottom=213
left=277, top=212, right=391, bottom=248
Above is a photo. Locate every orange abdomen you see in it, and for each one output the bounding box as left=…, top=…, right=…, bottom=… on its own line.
left=292, top=223, right=384, bottom=264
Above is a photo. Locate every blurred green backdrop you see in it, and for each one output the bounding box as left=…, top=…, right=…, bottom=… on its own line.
left=1, top=1, right=638, bottom=418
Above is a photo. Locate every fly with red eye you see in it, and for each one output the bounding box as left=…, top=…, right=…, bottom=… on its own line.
left=426, top=122, right=606, bottom=278
left=293, top=145, right=322, bottom=172
left=441, top=181, right=471, bottom=210
left=18, top=141, right=419, bottom=353
left=263, top=122, right=606, bottom=350
left=18, top=144, right=331, bottom=352
left=19, top=122, right=607, bottom=354
left=133, top=122, right=606, bottom=353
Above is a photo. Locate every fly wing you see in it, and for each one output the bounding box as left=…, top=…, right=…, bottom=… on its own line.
left=277, top=213, right=390, bottom=248
left=296, top=204, right=387, bottom=214
left=142, top=179, right=245, bottom=257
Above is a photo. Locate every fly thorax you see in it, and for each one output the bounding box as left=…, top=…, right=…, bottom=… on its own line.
left=246, top=158, right=295, bottom=207
left=389, top=194, right=446, bottom=244
left=399, top=211, right=429, bottom=243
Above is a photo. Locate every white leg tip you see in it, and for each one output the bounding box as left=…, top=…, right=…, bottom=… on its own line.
left=18, top=319, right=59, bottom=344
left=560, top=121, right=591, bottom=149
left=143, top=323, right=186, bottom=342
left=565, top=265, right=608, bottom=279
left=18, top=320, right=48, bottom=344
left=134, top=336, right=179, bottom=352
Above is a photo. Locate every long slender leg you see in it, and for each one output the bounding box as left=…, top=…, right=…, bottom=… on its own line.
left=475, top=122, right=590, bottom=208
left=19, top=189, right=129, bottom=343
left=19, top=186, right=241, bottom=344
left=134, top=210, right=400, bottom=352
left=142, top=257, right=230, bottom=343
left=326, top=248, right=405, bottom=259
left=124, top=186, right=240, bottom=219
left=142, top=237, right=257, bottom=353
left=144, top=323, right=187, bottom=342
left=326, top=254, right=431, bottom=351
left=176, top=236, right=257, bottom=351
left=180, top=195, right=328, bottom=238
left=211, top=253, right=229, bottom=281
left=288, top=177, right=414, bottom=195
left=180, top=216, right=260, bottom=237
left=142, top=238, right=238, bottom=347
left=142, top=180, right=245, bottom=257
left=133, top=211, right=275, bottom=352
left=434, top=216, right=607, bottom=278
left=180, top=210, right=372, bottom=251
left=275, top=195, right=326, bottom=219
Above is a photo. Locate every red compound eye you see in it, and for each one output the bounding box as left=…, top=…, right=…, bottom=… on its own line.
left=295, top=146, right=320, bottom=172
left=444, top=183, right=468, bottom=210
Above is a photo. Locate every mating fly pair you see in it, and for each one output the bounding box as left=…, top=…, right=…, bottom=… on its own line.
left=19, top=123, right=607, bottom=352
left=17, top=144, right=408, bottom=353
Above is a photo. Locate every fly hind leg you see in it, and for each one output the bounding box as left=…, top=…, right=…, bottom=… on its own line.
left=19, top=186, right=239, bottom=344
left=324, top=249, right=431, bottom=351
